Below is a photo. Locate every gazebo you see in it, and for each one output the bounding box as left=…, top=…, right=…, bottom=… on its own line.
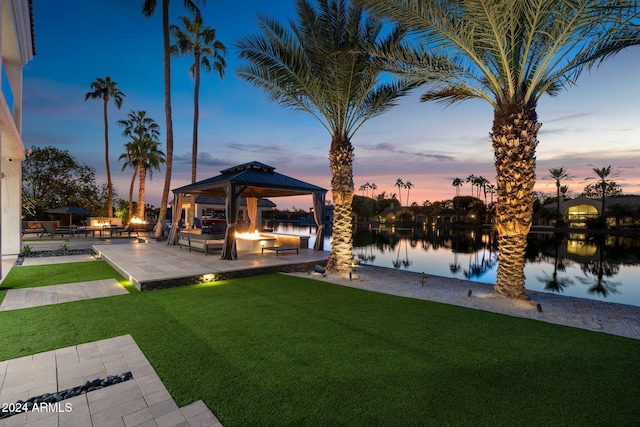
left=169, top=161, right=328, bottom=259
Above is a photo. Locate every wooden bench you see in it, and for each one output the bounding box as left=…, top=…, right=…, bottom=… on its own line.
left=178, top=232, right=224, bottom=256
left=261, top=246, right=299, bottom=256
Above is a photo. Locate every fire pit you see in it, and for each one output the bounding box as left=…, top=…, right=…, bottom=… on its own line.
left=235, top=231, right=276, bottom=252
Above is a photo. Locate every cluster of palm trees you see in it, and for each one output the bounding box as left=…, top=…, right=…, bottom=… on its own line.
left=83, top=0, right=639, bottom=299
left=85, top=0, right=226, bottom=224
left=452, top=175, right=495, bottom=205
left=237, top=0, right=640, bottom=298
left=393, top=179, right=414, bottom=207
left=358, top=182, right=378, bottom=198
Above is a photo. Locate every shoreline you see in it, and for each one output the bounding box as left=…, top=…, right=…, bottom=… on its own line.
left=286, top=264, right=640, bottom=340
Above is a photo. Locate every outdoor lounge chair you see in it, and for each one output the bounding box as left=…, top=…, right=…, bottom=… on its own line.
left=40, top=221, right=75, bottom=238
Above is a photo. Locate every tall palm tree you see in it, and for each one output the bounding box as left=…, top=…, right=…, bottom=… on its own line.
left=117, top=111, right=161, bottom=220
left=363, top=0, right=640, bottom=299
left=84, top=76, right=125, bottom=218
left=236, top=0, right=415, bottom=272
left=370, top=183, right=377, bottom=198
left=589, top=166, right=620, bottom=217
left=404, top=180, right=414, bottom=206
left=395, top=178, right=405, bottom=206
left=452, top=177, right=463, bottom=221
left=171, top=11, right=227, bottom=183
left=142, top=0, right=203, bottom=237
left=452, top=177, right=463, bottom=198
left=549, top=167, right=574, bottom=222
left=119, top=137, right=166, bottom=221
left=465, top=174, right=476, bottom=197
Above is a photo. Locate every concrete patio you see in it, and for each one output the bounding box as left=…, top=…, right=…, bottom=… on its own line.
left=93, top=240, right=329, bottom=291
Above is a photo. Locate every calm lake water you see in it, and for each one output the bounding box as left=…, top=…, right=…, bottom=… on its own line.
left=268, top=222, right=640, bottom=308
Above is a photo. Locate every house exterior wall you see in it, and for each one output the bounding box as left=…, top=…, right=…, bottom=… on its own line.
left=1, top=0, right=34, bottom=265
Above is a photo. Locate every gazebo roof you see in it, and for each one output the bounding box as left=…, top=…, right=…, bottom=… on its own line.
left=172, top=161, right=327, bottom=198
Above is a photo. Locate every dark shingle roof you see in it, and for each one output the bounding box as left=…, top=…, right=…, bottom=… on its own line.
left=173, top=161, right=327, bottom=198
left=194, top=195, right=276, bottom=207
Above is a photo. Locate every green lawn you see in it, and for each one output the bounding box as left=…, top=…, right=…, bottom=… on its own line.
left=1, top=265, right=639, bottom=426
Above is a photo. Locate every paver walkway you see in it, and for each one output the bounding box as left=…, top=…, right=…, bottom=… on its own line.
left=0, top=279, right=128, bottom=311
left=0, top=334, right=221, bottom=427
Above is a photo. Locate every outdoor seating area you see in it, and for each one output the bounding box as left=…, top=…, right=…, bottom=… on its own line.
left=178, top=231, right=225, bottom=256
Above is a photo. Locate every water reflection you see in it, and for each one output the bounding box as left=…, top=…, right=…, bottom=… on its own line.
left=269, top=222, right=640, bottom=307
left=351, top=226, right=640, bottom=307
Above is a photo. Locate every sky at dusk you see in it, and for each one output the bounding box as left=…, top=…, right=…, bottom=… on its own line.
left=24, top=0, right=640, bottom=211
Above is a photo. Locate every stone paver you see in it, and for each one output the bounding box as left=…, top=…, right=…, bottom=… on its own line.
left=0, top=280, right=128, bottom=312
left=0, top=335, right=221, bottom=427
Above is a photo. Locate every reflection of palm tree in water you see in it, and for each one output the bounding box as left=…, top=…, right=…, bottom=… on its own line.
left=449, top=251, right=461, bottom=276
left=537, top=237, right=574, bottom=293
left=393, top=238, right=412, bottom=269
left=464, top=246, right=497, bottom=280
left=576, top=244, right=621, bottom=297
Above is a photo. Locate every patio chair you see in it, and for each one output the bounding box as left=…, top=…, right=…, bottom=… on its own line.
left=40, top=221, right=74, bottom=238
left=193, top=217, right=202, bottom=229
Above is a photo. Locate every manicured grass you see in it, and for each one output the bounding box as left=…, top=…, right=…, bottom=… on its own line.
left=0, top=261, right=136, bottom=301
left=0, top=267, right=639, bottom=426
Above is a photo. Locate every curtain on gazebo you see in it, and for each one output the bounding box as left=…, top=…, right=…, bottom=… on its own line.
left=312, top=192, right=325, bottom=251
left=221, top=184, right=241, bottom=260
left=246, top=197, right=258, bottom=232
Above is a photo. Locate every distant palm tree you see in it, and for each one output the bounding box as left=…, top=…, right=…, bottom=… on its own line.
left=117, top=111, right=162, bottom=221
left=452, top=177, right=463, bottom=221
left=363, top=0, right=640, bottom=299
left=171, top=10, right=227, bottom=183
left=548, top=167, right=574, bottom=222
left=404, top=180, right=414, bottom=206
left=465, top=174, right=476, bottom=197
left=370, top=183, right=377, bottom=198
left=452, top=177, right=463, bottom=198
left=359, top=183, right=368, bottom=196
left=236, top=0, right=415, bottom=272
left=142, top=0, right=203, bottom=237
left=589, top=166, right=620, bottom=217
left=119, top=137, right=165, bottom=221
left=395, top=178, right=405, bottom=206
left=84, top=76, right=125, bottom=218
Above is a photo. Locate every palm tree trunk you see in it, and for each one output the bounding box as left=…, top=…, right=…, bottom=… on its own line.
left=128, top=165, right=137, bottom=222
left=103, top=98, right=113, bottom=217
left=326, top=135, right=354, bottom=273
left=492, top=101, right=540, bottom=300
left=155, top=0, right=173, bottom=238
left=138, top=166, right=147, bottom=220
left=192, top=51, right=201, bottom=183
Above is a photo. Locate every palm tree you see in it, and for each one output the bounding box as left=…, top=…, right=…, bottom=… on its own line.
left=117, top=111, right=161, bottom=221
left=370, top=183, right=377, bottom=198
left=404, top=180, right=414, bottom=206
left=119, top=137, right=166, bottom=221
left=452, top=177, right=463, bottom=221
left=236, top=0, right=415, bottom=272
left=363, top=0, right=640, bottom=299
left=84, top=76, right=125, bottom=218
left=395, top=178, right=405, bottom=206
left=171, top=10, right=227, bottom=183
left=452, top=177, right=463, bottom=198
left=548, top=167, right=574, bottom=223
left=589, top=166, right=620, bottom=217
left=465, top=174, right=476, bottom=197
left=142, top=0, right=203, bottom=238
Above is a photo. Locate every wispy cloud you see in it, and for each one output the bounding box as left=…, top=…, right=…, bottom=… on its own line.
left=362, top=142, right=456, bottom=161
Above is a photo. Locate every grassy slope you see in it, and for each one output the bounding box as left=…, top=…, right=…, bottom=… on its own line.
left=0, top=270, right=638, bottom=426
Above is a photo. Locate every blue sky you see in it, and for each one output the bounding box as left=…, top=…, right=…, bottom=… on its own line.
left=24, top=0, right=640, bottom=210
